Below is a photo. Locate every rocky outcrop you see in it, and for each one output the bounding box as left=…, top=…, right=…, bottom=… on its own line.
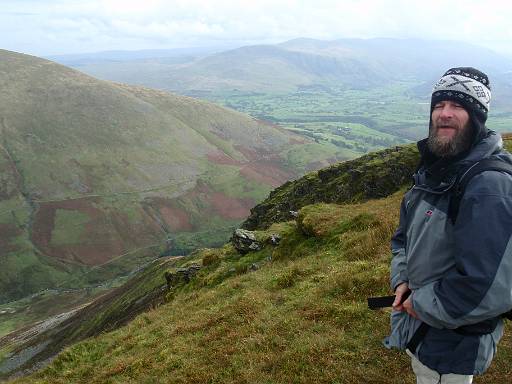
left=164, top=264, right=201, bottom=289
left=241, top=144, right=419, bottom=230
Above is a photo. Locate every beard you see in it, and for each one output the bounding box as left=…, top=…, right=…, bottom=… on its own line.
left=427, top=121, right=473, bottom=158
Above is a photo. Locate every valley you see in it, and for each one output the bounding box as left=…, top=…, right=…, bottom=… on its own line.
left=2, top=37, right=512, bottom=380
left=0, top=48, right=336, bottom=330
left=57, top=38, right=512, bottom=155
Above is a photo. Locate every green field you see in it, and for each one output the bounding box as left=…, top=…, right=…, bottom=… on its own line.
left=207, top=84, right=512, bottom=148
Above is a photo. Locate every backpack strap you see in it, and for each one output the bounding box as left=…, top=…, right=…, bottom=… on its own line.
left=449, top=157, right=512, bottom=321
left=448, top=158, right=512, bottom=224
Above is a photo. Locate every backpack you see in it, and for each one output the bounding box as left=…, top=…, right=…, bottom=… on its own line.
left=448, top=157, right=512, bottom=321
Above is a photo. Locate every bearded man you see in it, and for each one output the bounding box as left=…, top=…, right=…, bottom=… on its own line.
left=386, top=67, right=512, bottom=383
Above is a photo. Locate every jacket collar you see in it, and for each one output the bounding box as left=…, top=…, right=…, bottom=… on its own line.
left=414, top=130, right=502, bottom=190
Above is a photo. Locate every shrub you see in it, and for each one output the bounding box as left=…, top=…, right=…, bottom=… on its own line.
left=202, top=251, right=221, bottom=267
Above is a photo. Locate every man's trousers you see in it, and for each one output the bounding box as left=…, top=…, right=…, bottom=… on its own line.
left=407, top=350, right=473, bottom=384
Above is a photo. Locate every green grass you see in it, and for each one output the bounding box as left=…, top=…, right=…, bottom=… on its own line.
left=10, top=191, right=410, bottom=383
left=0, top=197, right=29, bottom=225
left=14, top=189, right=510, bottom=383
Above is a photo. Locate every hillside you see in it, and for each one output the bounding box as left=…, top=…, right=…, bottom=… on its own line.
left=0, top=49, right=347, bottom=307
left=4, top=139, right=511, bottom=383
left=0, top=256, right=180, bottom=378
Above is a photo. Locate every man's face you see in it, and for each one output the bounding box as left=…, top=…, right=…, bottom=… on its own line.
left=428, top=100, right=473, bottom=157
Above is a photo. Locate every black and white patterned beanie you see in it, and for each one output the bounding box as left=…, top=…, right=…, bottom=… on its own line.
left=430, top=67, right=492, bottom=144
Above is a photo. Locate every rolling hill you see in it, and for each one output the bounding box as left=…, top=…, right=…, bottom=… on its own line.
left=0, top=49, right=347, bottom=305
left=57, top=38, right=512, bottom=100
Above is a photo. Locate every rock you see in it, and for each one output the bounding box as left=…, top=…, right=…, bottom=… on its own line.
left=269, top=233, right=281, bottom=245
left=249, top=263, right=259, bottom=271
left=231, top=228, right=261, bottom=254
left=165, top=263, right=201, bottom=289
left=249, top=242, right=260, bottom=251
left=289, top=210, right=299, bottom=218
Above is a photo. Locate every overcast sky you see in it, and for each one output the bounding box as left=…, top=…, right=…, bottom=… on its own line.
left=2, top=0, right=512, bottom=57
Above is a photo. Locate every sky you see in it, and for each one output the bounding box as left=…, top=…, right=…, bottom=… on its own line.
left=2, top=0, right=512, bottom=57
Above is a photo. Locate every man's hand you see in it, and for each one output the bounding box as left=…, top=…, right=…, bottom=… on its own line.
left=403, top=295, right=419, bottom=319
left=392, top=283, right=419, bottom=318
left=392, top=282, right=410, bottom=312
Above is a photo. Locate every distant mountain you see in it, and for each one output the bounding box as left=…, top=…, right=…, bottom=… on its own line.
left=0, top=49, right=332, bottom=303
left=47, top=46, right=235, bottom=66
left=61, top=38, right=512, bottom=98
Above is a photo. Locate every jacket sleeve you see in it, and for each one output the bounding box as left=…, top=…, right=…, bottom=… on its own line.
left=390, top=195, right=409, bottom=291
left=413, top=171, right=512, bottom=329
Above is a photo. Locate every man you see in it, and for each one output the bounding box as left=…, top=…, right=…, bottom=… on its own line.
left=386, top=67, right=512, bottom=383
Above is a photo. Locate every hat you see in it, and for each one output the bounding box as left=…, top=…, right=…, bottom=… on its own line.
left=430, top=67, right=491, bottom=144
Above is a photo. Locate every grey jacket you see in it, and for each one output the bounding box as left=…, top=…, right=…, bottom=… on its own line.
left=386, top=131, right=512, bottom=375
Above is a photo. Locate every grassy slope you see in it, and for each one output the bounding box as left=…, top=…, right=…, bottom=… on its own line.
left=0, top=256, right=183, bottom=378
left=12, top=192, right=512, bottom=384
left=11, top=139, right=512, bottom=383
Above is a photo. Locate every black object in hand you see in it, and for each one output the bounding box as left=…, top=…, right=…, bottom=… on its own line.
left=367, top=290, right=411, bottom=310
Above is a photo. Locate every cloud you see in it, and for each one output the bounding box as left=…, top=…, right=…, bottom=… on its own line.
left=1, top=0, right=512, bottom=55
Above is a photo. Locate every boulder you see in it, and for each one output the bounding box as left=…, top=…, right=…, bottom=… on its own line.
left=231, top=229, right=261, bottom=254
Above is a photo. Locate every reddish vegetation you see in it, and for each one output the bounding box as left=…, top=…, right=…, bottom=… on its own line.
left=61, top=243, right=125, bottom=266
left=240, top=161, right=296, bottom=188
left=31, top=197, right=165, bottom=266
left=229, top=145, right=297, bottom=187
left=0, top=223, right=22, bottom=254
left=25, top=141, right=296, bottom=266
left=31, top=197, right=121, bottom=266
left=288, top=137, right=307, bottom=145
left=160, top=206, right=194, bottom=232
left=210, top=192, right=255, bottom=220
left=146, top=197, right=194, bottom=232
left=233, top=145, right=280, bottom=163
left=182, top=180, right=255, bottom=221
left=207, top=151, right=241, bottom=166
